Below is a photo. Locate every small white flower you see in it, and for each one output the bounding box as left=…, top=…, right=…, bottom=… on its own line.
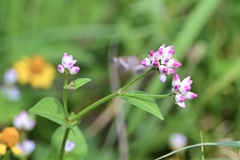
left=65, top=140, right=75, bottom=152
left=4, top=68, right=18, bottom=85
left=13, top=111, right=36, bottom=131
left=17, top=139, right=35, bottom=156
left=169, top=133, right=187, bottom=150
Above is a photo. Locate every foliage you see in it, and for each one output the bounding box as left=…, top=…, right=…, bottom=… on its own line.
left=1, top=0, right=240, bottom=159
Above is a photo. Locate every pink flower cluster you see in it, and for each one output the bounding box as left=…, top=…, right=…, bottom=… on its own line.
left=172, top=75, right=197, bottom=108
left=141, top=44, right=197, bottom=108
left=57, top=53, right=80, bottom=75
left=141, top=44, right=182, bottom=83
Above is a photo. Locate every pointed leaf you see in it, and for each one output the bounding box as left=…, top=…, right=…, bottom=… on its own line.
left=73, top=78, right=91, bottom=90
left=29, top=97, right=70, bottom=128
left=121, top=90, right=164, bottom=120
left=45, top=126, right=88, bottom=160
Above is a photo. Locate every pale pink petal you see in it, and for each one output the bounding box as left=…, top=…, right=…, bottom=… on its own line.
left=57, top=64, right=65, bottom=73
left=148, top=50, right=155, bottom=60
left=172, top=74, right=180, bottom=87
left=167, top=68, right=175, bottom=75
left=159, top=73, right=167, bottom=83
left=141, top=58, right=151, bottom=67
left=155, top=48, right=163, bottom=60
left=184, top=92, right=197, bottom=100
left=69, top=66, right=80, bottom=75
left=175, top=94, right=185, bottom=103
left=181, top=76, right=191, bottom=86
left=179, top=85, right=191, bottom=95
left=151, top=59, right=160, bottom=68
left=176, top=101, right=186, bottom=108
left=167, top=59, right=182, bottom=68
left=159, top=65, right=168, bottom=73
left=158, top=44, right=165, bottom=50
left=161, top=57, right=169, bottom=64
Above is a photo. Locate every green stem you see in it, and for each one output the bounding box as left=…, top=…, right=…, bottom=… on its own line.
left=120, top=68, right=155, bottom=91
left=123, top=93, right=172, bottom=99
left=2, top=149, right=9, bottom=160
left=63, top=72, right=69, bottom=117
left=60, top=128, right=70, bottom=160
left=72, top=68, right=156, bottom=121
left=73, top=92, right=119, bottom=121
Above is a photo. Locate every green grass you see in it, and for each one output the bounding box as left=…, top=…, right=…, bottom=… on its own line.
left=1, top=0, right=240, bottom=159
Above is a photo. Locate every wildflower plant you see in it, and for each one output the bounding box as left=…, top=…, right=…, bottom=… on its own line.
left=28, top=45, right=197, bottom=160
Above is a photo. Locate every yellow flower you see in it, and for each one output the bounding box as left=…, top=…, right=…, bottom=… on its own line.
left=0, top=127, right=21, bottom=155
left=13, top=55, right=56, bottom=89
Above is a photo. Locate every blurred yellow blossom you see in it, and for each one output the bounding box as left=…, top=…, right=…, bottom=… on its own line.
left=13, top=55, right=56, bottom=89
left=0, top=127, right=21, bottom=155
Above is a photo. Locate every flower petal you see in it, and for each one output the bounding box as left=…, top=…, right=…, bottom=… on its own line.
left=184, top=92, right=197, bottom=100
left=172, top=74, right=180, bottom=87
left=141, top=58, right=151, bottom=67
left=176, top=101, right=186, bottom=108
left=151, top=59, right=160, bottom=68
left=148, top=50, right=155, bottom=60
left=181, top=76, right=191, bottom=86
left=159, top=65, right=168, bottom=73
left=69, top=66, right=80, bottom=75
left=167, top=58, right=182, bottom=68
left=0, top=144, right=7, bottom=155
left=57, top=65, right=65, bottom=73
left=179, top=85, right=191, bottom=95
left=175, top=94, right=185, bottom=103
left=65, top=140, right=76, bottom=152
left=159, top=73, right=167, bottom=83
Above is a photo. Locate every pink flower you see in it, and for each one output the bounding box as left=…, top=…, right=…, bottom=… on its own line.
left=172, top=74, right=197, bottom=108
left=141, top=44, right=182, bottom=83
left=57, top=53, right=80, bottom=75
left=13, top=111, right=36, bottom=131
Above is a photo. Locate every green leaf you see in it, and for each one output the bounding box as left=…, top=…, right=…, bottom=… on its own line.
left=45, top=126, right=88, bottom=160
left=120, top=90, right=164, bottom=120
left=72, top=78, right=91, bottom=90
left=29, top=97, right=70, bottom=128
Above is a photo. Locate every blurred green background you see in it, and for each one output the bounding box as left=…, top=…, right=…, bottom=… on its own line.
left=1, top=0, right=240, bottom=159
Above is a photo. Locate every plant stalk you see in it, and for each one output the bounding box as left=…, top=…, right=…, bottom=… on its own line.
left=60, top=128, right=70, bottom=160
left=63, top=72, right=69, bottom=117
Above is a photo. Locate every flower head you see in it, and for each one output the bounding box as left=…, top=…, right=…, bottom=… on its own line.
left=64, top=140, right=75, bottom=152
left=0, top=127, right=21, bottom=155
left=4, top=68, right=18, bottom=85
left=58, top=53, right=80, bottom=75
left=141, top=44, right=182, bottom=83
left=16, top=139, right=35, bottom=157
left=172, top=74, right=197, bottom=108
left=169, top=133, right=187, bottom=150
left=13, top=55, right=56, bottom=89
left=1, top=68, right=21, bottom=101
left=13, top=111, right=36, bottom=131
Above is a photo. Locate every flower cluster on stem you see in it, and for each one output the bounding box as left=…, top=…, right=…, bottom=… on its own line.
left=58, top=53, right=80, bottom=75
left=141, top=44, right=182, bottom=83
left=141, top=44, right=197, bottom=108
left=172, top=74, right=197, bottom=108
